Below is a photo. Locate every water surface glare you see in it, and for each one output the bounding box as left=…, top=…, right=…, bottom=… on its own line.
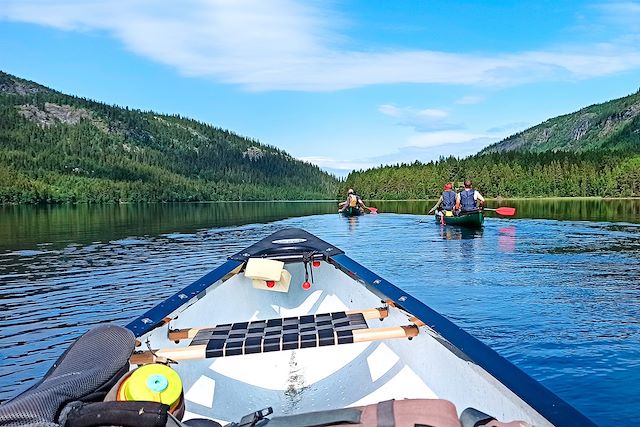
left=0, top=205, right=639, bottom=427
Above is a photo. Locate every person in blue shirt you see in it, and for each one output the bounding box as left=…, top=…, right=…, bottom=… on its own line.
left=428, top=182, right=457, bottom=215
left=455, top=180, right=485, bottom=212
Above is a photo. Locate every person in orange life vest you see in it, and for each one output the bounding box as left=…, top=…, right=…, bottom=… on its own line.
left=338, top=189, right=367, bottom=212
left=455, top=180, right=485, bottom=212
left=428, top=183, right=457, bottom=216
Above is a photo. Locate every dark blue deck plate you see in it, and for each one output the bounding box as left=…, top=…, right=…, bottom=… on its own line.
left=125, top=259, right=243, bottom=337
left=229, top=227, right=343, bottom=261
left=329, top=253, right=596, bottom=427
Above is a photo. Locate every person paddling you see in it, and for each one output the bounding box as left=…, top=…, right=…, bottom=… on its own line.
left=456, top=180, right=485, bottom=213
left=339, top=189, right=368, bottom=213
left=428, top=183, right=457, bottom=216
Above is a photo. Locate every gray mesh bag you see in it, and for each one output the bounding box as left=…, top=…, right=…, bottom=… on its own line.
left=0, top=324, right=135, bottom=427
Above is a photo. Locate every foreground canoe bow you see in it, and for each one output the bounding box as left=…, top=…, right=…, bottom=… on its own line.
left=123, top=228, right=593, bottom=426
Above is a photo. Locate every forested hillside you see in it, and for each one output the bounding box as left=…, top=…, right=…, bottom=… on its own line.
left=344, top=89, right=640, bottom=200
left=481, top=89, right=640, bottom=154
left=342, top=151, right=640, bottom=199
left=0, top=71, right=338, bottom=203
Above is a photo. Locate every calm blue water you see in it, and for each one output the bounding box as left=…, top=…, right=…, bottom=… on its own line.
left=1, top=210, right=639, bottom=426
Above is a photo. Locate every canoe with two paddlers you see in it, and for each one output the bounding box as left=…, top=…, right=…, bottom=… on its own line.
left=339, top=206, right=364, bottom=217
left=435, top=210, right=484, bottom=227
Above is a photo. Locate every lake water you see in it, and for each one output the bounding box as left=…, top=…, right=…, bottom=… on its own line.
left=1, top=200, right=639, bottom=426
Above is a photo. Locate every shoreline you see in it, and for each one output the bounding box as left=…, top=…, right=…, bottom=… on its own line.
left=366, top=196, right=640, bottom=202
left=2, top=196, right=640, bottom=207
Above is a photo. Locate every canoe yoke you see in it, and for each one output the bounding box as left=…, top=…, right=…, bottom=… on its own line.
left=130, top=307, right=419, bottom=365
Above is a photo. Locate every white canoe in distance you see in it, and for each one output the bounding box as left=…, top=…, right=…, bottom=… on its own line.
left=127, top=228, right=595, bottom=426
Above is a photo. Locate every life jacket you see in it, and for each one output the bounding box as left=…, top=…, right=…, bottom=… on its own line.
left=348, top=194, right=358, bottom=207
left=442, top=190, right=456, bottom=210
left=459, top=189, right=477, bottom=211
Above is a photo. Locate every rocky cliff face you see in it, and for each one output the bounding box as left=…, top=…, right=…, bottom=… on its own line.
left=481, top=90, right=640, bottom=154
left=0, top=73, right=48, bottom=96
left=17, top=102, right=108, bottom=130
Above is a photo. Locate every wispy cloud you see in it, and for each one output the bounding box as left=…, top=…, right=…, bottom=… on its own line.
left=405, top=131, right=491, bottom=148
left=2, top=0, right=640, bottom=91
left=593, top=1, right=640, bottom=30
left=455, top=95, right=484, bottom=105
left=486, top=122, right=530, bottom=134
left=300, top=132, right=499, bottom=173
left=297, top=156, right=374, bottom=172
left=372, top=138, right=497, bottom=163
left=378, top=104, right=460, bottom=131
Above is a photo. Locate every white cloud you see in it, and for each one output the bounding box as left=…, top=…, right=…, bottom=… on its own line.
left=300, top=134, right=499, bottom=174
left=373, top=138, right=497, bottom=164
left=298, top=156, right=375, bottom=171
left=405, top=131, right=490, bottom=148
left=2, top=0, right=640, bottom=91
left=486, top=122, right=530, bottom=134
left=378, top=104, right=457, bottom=131
left=593, top=1, right=640, bottom=30
left=455, top=95, right=484, bottom=105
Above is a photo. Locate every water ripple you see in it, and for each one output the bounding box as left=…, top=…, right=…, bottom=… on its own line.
left=0, top=213, right=639, bottom=426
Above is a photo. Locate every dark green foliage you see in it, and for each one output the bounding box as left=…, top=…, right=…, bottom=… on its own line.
left=0, top=71, right=338, bottom=204
left=481, top=89, right=640, bottom=154
left=344, top=89, right=640, bottom=200
left=342, top=151, right=640, bottom=199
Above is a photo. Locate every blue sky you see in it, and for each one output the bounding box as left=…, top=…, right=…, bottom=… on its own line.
left=1, top=0, right=639, bottom=175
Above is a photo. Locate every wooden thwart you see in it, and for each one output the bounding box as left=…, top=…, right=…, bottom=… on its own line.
left=130, top=324, right=418, bottom=365
left=167, top=307, right=389, bottom=341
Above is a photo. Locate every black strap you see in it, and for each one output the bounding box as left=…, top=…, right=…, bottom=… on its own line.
left=377, top=400, right=395, bottom=427
left=237, top=407, right=274, bottom=427
left=459, top=407, right=495, bottom=427
left=62, top=401, right=169, bottom=427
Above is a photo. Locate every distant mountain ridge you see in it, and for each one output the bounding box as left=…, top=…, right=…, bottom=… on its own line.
left=340, top=89, right=640, bottom=199
left=0, top=71, right=338, bottom=203
left=480, top=89, right=640, bottom=154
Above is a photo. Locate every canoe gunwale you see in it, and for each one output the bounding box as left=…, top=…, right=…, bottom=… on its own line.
left=125, top=227, right=596, bottom=427
left=126, top=258, right=243, bottom=337
left=329, top=253, right=595, bottom=427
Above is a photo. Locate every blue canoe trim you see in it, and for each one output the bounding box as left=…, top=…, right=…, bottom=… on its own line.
left=125, top=259, right=243, bottom=337
left=330, top=253, right=596, bottom=427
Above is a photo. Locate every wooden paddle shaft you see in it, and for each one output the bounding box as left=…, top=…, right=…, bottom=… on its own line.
left=167, top=307, right=389, bottom=341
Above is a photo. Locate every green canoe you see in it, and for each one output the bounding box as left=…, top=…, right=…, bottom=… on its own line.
left=340, top=206, right=364, bottom=217
left=435, top=211, right=484, bottom=227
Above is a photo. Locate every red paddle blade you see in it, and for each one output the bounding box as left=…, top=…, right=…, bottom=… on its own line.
left=495, top=207, right=516, bottom=216
left=368, top=207, right=378, bottom=214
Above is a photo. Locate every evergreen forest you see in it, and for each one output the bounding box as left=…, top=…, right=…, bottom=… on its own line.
left=342, top=151, right=640, bottom=200
left=343, top=88, right=640, bottom=200
left=0, top=71, right=338, bottom=203
left=2, top=70, right=640, bottom=204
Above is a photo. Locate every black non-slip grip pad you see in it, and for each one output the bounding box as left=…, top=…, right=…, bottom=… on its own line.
left=189, top=312, right=368, bottom=358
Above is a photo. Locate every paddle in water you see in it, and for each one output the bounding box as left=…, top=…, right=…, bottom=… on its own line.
left=366, top=207, right=378, bottom=214
left=484, top=207, right=516, bottom=216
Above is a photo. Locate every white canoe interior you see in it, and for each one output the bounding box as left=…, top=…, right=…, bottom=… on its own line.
left=133, top=260, right=552, bottom=426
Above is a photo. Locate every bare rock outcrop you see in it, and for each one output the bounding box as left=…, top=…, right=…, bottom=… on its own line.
left=243, top=146, right=265, bottom=160
left=0, top=78, right=44, bottom=95
left=17, top=102, right=108, bottom=131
